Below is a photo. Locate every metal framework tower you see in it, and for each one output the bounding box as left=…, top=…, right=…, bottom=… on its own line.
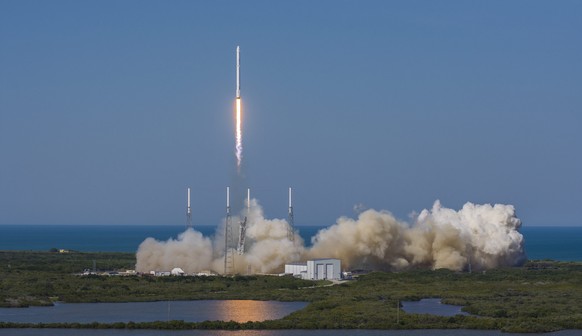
left=224, top=187, right=234, bottom=274
left=186, top=187, right=192, bottom=229
left=288, top=187, right=295, bottom=242
left=237, top=188, right=250, bottom=255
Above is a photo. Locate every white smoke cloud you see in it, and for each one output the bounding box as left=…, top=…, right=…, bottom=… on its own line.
left=135, top=199, right=525, bottom=274
left=308, top=200, right=525, bottom=271
left=135, top=229, right=213, bottom=273
left=135, top=199, right=304, bottom=274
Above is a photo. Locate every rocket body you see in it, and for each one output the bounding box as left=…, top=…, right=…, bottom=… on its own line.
left=236, top=46, right=241, bottom=98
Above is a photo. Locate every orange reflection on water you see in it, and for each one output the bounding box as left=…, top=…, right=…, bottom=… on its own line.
left=214, top=300, right=277, bottom=322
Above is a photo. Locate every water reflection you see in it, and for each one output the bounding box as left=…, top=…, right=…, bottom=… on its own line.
left=0, top=300, right=308, bottom=324
left=214, top=300, right=277, bottom=322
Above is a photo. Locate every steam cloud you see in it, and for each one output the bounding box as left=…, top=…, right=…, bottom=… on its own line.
left=136, top=200, right=525, bottom=274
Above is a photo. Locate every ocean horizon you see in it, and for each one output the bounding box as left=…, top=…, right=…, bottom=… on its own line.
left=0, top=225, right=580, bottom=262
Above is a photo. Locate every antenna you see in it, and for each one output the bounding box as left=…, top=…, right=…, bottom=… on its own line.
left=288, top=187, right=295, bottom=242
left=186, top=187, right=192, bottom=229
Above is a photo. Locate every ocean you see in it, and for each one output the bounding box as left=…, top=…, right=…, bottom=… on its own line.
left=0, top=225, right=580, bottom=261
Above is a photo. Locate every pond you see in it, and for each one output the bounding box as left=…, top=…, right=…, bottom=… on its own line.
left=0, top=300, right=307, bottom=324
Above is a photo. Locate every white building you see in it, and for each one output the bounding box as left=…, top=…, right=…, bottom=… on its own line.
left=150, top=271, right=171, bottom=276
left=285, top=258, right=341, bottom=280
left=285, top=262, right=307, bottom=278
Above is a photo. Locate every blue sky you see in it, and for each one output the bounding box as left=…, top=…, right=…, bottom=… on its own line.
left=1, top=1, right=581, bottom=226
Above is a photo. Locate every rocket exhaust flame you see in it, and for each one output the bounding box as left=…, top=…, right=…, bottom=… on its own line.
left=235, top=98, right=242, bottom=170
left=235, top=46, right=243, bottom=171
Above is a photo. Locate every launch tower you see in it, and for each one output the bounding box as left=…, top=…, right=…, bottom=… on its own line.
left=288, top=187, right=295, bottom=242
left=224, top=187, right=234, bottom=274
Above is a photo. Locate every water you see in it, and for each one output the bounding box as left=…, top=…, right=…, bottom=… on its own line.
left=0, top=300, right=307, bottom=323
left=0, top=225, right=580, bottom=261
left=401, top=298, right=468, bottom=317
left=521, top=226, right=582, bottom=261
left=0, top=225, right=322, bottom=253
left=0, top=329, right=579, bottom=336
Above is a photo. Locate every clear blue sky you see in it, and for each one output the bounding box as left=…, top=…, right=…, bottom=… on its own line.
left=1, top=1, right=580, bottom=226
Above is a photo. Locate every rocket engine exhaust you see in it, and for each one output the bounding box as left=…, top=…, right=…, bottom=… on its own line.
left=235, top=46, right=243, bottom=171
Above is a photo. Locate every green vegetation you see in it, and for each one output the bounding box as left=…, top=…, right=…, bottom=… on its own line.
left=1, top=251, right=582, bottom=332
left=0, top=251, right=324, bottom=306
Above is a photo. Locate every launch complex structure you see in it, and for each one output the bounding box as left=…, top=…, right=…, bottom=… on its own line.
left=185, top=185, right=295, bottom=276
left=184, top=46, right=296, bottom=275
left=220, top=187, right=295, bottom=274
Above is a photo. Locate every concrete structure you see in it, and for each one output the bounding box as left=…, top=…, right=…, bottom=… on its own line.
left=285, top=258, right=341, bottom=280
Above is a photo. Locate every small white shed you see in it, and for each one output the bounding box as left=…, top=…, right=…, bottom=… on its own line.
left=171, top=267, right=185, bottom=276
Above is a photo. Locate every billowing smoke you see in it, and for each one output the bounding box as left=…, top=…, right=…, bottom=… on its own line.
left=136, top=199, right=304, bottom=274
left=307, top=200, right=525, bottom=271
left=135, top=200, right=525, bottom=274
left=135, top=230, right=213, bottom=274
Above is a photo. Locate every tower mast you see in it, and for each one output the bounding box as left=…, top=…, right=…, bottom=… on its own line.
left=288, top=187, right=295, bottom=242
left=224, top=187, right=234, bottom=274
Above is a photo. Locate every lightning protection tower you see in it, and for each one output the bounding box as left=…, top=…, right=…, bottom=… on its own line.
left=224, top=187, right=235, bottom=274
left=288, top=187, right=295, bottom=242
left=186, top=187, right=192, bottom=229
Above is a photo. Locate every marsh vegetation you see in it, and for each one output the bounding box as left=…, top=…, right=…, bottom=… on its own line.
left=1, top=251, right=581, bottom=332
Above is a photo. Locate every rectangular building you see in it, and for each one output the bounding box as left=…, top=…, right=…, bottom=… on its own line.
left=307, top=258, right=341, bottom=280
left=285, top=258, right=341, bottom=280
